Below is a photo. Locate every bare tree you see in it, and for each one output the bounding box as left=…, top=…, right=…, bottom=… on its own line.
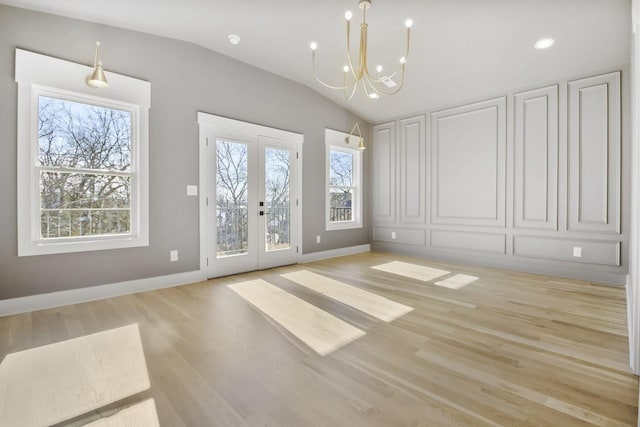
left=215, top=140, right=249, bottom=254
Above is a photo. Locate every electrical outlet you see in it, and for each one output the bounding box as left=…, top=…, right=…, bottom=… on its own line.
left=316, top=235, right=321, bottom=244
left=573, top=247, right=582, bottom=257
left=187, top=185, right=198, bottom=196
left=391, top=231, right=397, bottom=240
left=170, top=250, right=179, bottom=262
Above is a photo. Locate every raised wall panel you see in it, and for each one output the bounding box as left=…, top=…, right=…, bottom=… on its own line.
left=399, top=115, right=426, bottom=224
left=374, top=227, right=426, bottom=246
left=568, top=71, right=621, bottom=234
left=430, top=97, right=506, bottom=227
left=373, top=122, right=396, bottom=223
left=430, top=230, right=506, bottom=254
left=514, top=85, right=558, bottom=230
left=514, top=235, right=620, bottom=266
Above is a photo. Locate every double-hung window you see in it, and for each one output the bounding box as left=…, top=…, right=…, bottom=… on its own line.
left=15, top=49, right=150, bottom=256
left=325, top=129, right=363, bottom=231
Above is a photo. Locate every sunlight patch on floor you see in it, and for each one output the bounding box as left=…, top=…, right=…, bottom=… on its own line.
left=435, top=274, right=479, bottom=290
left=371, top=261, right=450, bottom=282
left=282, top=269, right=413, bottom=322
left=0, top=324, right=150, bottom=427
left=229, top=279, right=365, bottom=356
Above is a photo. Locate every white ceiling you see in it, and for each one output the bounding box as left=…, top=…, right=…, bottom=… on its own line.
left=1, top=0, right=631, bottom=123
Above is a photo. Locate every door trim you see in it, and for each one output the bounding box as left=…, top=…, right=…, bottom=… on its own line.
left=197, top=112, right=304, bottom=277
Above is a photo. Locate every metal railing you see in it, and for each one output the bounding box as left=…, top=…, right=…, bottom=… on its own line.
left=41, top=208, right=130, bottom=238
left=265, top=206, right=290, bottom=250
left=217, top=206, right=249, bottom=256
left=330, top=207, right=352, bottom=222
left=217, top=205, right=292, bottom=255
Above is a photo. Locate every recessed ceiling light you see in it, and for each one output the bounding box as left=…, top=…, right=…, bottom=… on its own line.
left=534, top=38, right=555, bottom=49
left=228, top=34, right=241, bottom=45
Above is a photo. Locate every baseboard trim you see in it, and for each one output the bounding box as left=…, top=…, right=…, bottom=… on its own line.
left=0, top=270, right=207, bottom=317
left=372, top=241, right=628, bottom=285
left=299, top=244, right=370, bottom=263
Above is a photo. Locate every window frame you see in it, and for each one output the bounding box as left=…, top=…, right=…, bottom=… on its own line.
left=16, top=49, right=150, bottom=256
left=325, top=128, right=363, bottom=231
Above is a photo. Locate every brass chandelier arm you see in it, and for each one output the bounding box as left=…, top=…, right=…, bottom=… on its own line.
left=312, top=51, right=357, bottom=90
left=363, top=67, right=406, bottom=96
left=365, top=26, right=411, bottom=84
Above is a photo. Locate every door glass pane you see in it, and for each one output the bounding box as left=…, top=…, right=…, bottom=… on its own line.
left=216, top=139, right=249, bottom=258
left=264, top=147, right=290, bottom=252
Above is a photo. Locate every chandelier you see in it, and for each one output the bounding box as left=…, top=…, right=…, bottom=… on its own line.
left=310, top=0, right=412, bottom=100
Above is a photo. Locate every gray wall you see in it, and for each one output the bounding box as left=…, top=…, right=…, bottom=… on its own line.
left=371, top=68, right=630, bottom=285
left=0, top=5, right=370, bottom=299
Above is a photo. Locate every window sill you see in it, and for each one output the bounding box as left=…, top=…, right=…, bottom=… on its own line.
left=326, top=221, right=363, bottom=231
left=18, top=235, right=148, bottom=257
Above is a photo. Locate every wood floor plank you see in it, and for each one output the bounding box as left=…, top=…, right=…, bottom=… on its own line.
left=83, top=399, right=159, bottom=427
left=371, top=260, right=451, bottom=282
left=228, top=279, right=366, bottom=356
left=0, top=324, right=150, bottom=427
left=0, top=252, right=636, bottom=426
left=281, top=269, right=413, bottom=322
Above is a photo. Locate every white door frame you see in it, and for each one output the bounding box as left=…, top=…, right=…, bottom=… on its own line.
left=197, top=112, right=303, bottom=277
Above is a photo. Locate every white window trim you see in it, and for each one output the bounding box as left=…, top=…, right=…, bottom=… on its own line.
left=15, top=49, right=151, bottom=256
left=325, top=128, right=363, bottom=231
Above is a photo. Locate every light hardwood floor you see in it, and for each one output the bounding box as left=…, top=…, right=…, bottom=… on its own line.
left=0, top=252, right=637, bottom=426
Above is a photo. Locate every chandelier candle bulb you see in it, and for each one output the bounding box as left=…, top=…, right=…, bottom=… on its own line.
left=310, top=0, right=412, bottom=100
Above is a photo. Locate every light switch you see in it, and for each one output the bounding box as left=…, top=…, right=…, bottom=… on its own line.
left=187, top=185, right=198, bottom=196
left=391, top=231, right=397, bottom=240
left=573, top=247, right=582, bottom=257
left=170, top=250, right=179, bottom=262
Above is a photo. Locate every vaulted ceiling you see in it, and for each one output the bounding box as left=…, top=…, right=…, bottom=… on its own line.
left=1, top=0, right=631, bottom=123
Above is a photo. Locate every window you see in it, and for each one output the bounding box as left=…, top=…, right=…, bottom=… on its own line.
left=325, top=129, right=362, bottom=230
left=16, top=49, right=150, bottom=256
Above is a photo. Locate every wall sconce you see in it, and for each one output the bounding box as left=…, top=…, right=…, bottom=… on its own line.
left=345, top=122, right=365, bottom=150
left=87, top=41, right=109, bottom=88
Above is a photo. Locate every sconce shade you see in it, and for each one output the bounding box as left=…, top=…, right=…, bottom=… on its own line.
left=87, top=41, right=109, bottom=88
left=87, top=64, right=109, bottom=88
left=345, top=121, right=365, bottom=150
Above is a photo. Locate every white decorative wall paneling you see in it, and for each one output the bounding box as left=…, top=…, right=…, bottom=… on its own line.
left=430, top=230, right=506, bottom=255
left=373, top=227, right=426, bottom=246
left=514, top=85, right=559, bottom=230
left=372, top=122, right=396, bottom=223
left=513, top=235, right=620, bottom=266
left=430, top=97, right=507, bottom=227
left=567, top=71, right=621, bottom=234
left=399, top=115, right=427, bottom=224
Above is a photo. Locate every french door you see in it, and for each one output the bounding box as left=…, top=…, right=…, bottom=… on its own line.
left=199, top=114, right=301, bottom=278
